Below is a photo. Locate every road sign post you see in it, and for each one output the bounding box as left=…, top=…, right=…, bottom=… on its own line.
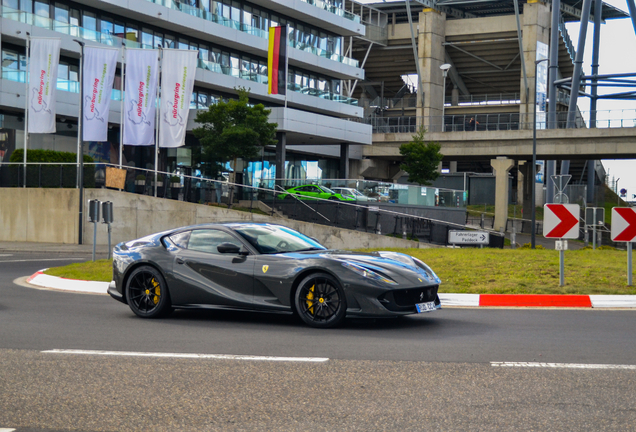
left=611, top=207, right=636, bottom=286
left=543, top=203, right=580, bottom=287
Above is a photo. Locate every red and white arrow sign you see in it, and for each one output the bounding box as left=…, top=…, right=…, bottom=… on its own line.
left=611, top=207, right=636, bottom=242
left=543, top=204, right=580, bottom=239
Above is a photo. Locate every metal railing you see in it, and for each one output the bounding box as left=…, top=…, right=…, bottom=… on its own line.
left=0, top=162, right=482, bottom=246
left=447, top=93, right=521, bottom=106
left=1, top=5, right=359, bottom=106
left=355, top=109, right=636, bottom=133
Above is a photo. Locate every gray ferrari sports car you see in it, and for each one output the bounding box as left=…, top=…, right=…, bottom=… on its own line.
left=108, top=222, right=442, bottom=328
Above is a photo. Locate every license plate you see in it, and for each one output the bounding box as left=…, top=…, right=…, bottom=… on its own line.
left=415, top=301, right=436, bottom=313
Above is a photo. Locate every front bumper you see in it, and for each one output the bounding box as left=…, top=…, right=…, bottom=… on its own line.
left=108, top=280, right=126, bottom=303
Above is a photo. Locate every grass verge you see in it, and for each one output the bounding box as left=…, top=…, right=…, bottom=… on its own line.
left=41, top=248, right=636, bottom=295
left=43, top=259, right=113, bottom=282
left=355, top=248, right=636, bottom=295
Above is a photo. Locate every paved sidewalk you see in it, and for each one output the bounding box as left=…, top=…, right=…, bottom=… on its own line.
left=0, top=241, right=110, bottom=255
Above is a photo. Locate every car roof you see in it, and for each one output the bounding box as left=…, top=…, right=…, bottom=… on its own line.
left=167, top=221, right=286, bottom=233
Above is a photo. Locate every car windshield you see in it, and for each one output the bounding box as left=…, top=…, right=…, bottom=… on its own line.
left=319, top=186, right=336, bottom=194
left=233, top=224, right=327, bottom=254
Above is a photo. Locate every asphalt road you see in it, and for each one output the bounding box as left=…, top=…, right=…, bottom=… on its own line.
left=1, top=252, right=635, bottom=431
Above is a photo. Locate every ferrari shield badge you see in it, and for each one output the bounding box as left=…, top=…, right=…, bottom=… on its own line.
left=262, top=265, right=269, bottom=273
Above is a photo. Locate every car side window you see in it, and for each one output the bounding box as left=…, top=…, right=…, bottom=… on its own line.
left=169, top=231, right=191, bottom=249
left=187, top=229, right=242, bottom=254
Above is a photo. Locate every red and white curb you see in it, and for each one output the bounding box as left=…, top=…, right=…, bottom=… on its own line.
left=439, top=293, right=636, bottom=308
left=24, top=271, right=636, bottom=307
left=26, top=270, right=109, bottom=294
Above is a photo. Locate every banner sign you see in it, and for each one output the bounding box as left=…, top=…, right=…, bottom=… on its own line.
left=82, top=46, right=118, bottom=141
left=123, top=49, right=159, bottom=146
left=535, top=41, right=548, bottom=130
left=159, top=49, right=198, bottom=148
left=28, top=38, right=61, bottom=134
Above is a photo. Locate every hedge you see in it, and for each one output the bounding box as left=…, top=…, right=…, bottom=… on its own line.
left=7, top=149, right=95, bottom=188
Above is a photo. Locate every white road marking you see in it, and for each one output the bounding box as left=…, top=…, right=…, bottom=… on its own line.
left=0, top=429, right=17, bottom=432
left=0, top=254, right=14, bottom=257
left=2, top=258, right=84, bottom=263
left=491, top=361, right=636, bottom=370
left=42, top=349, right=329, bottom=363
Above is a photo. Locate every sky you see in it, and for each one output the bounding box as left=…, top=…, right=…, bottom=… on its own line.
left=359, top=0, right=636, bottom=200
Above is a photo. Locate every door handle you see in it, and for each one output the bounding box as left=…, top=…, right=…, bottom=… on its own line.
left=176, top=258, right=185, bottom=265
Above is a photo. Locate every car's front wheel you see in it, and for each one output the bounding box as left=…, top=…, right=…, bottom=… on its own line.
left=125, top=266, right=172, bottom=318
left=295, top=273, right=346, bottom=328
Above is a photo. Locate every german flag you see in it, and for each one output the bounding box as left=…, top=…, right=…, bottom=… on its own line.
left=268, top=25, right=287, bottom=95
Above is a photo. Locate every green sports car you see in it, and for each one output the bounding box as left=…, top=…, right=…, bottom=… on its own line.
left=277, top=184, right=355, bottom=201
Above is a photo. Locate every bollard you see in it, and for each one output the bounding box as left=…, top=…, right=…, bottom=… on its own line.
left=87, top=200, right=100, bottom=262
left=102, top=201, right=113, bottom=260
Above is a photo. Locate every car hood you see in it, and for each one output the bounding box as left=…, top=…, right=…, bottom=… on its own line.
left=285, top=249, right=441, bottom=285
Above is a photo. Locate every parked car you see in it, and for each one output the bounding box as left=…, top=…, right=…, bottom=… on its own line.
left=108, top=223, right=442, bottom=328
left=331, top=187, right=377, bottom=202
left=277, top=184, right=355, bottom=201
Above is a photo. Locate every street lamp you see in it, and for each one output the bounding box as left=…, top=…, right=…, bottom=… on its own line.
left=440, top=63, right=451, bottom=132
left=532, top=58, right=549, bottom=249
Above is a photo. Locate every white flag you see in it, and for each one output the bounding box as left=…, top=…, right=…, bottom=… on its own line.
left=82, top=46, right=118, bottom=141
left=159, top=49, right=198, bottom=148
left=28, top=38, right=61, bottom=134
left=123, top=49, right=159, bottom=146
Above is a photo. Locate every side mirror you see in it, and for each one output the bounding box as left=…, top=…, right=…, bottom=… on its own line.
left=217, top=242, right=241, bottom=254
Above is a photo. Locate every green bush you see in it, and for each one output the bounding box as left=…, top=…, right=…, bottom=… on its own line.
left=136, top=174, right=146, bottom=181
left=9, top=149, right=95, bottom=188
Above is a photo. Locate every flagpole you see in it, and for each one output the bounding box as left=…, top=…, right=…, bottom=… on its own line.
left=119, top=42, right=126, bottom=169
left=284, top=24, right=288, bottom=109
left=74, top=39, right=85, bottom=244
left=23, top=33, right=30, bottom=188
left=154, top=46, right=163, bottom=198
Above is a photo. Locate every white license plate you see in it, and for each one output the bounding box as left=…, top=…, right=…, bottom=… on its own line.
left=415, top=301, right=436, bottom=313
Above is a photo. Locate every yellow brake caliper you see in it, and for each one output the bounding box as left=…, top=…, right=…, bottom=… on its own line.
left=306, top=285, right=315, bottom=314
left=151, top=278, right=161, bottom=305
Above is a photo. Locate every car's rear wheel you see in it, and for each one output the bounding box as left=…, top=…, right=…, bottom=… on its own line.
left=125, top=266, right=172, bottom=318
left=295, top=273, right=346, bottom=328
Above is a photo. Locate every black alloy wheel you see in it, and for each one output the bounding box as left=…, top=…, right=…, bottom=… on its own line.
left=125, top=266, right=172, bottom=318
left=295, top=272, right=347, bottom=328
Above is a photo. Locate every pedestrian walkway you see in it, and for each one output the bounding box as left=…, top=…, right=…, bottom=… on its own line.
left=0, top=241, right=110, bottom=256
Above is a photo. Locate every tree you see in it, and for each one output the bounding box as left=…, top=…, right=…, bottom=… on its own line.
left=193, top=87, right=278, bottom=171
left=399, top=127, right=444, bottom=186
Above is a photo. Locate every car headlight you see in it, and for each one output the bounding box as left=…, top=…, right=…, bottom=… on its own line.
left=412, top=257, right=441, bottom=283
left=342, top=262, right=398, bottom=285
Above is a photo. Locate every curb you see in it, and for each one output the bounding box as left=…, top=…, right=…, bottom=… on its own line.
left=439, top=293, right=636, bottom=308
left=25, top=271, right=636, bottom=308
left=27, top=270, right=109, bottom=294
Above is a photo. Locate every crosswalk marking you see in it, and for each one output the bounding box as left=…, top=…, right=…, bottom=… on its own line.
left=43, top=349, right=329, bottom=363
left=491, top=361, right=636, bottom=370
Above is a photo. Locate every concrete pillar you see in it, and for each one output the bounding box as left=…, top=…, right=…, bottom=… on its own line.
left=451, top=87, right=459, bottom=106
left=519, top=161, right=534, bottom=219
left=417, top=9, right=447, bottom=132
left=521, top=2, right=551, bottom=128
left=491, top=157, right=515, bottom=232
left=450, top=161, right=457, bottom=173
left=275, top=132, right=286, bottom=189
left=340, top=144, right=350, bottom=179
left=517, top=161, right=525, bottom=207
